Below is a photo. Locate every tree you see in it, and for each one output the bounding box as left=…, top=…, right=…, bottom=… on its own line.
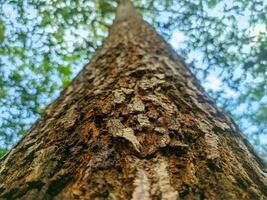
left=0, top=0, right=266, bottom=199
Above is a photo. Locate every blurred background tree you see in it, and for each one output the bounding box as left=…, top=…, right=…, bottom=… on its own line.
left=0, top=0, right=266, bottom=159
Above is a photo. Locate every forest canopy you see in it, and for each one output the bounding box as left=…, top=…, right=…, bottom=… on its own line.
left=0, top=0, right=266, bottom=159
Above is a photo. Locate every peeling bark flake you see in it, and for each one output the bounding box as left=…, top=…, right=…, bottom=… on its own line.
left=113, top=89, right=126, bottom=104
left=107, top=119, right=141, bottom=152
left=137, top=114, right=150, bottom=127
left=128, top=97, right=145, bottom=113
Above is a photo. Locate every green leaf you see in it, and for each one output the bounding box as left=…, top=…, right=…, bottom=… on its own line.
left=98, top=1, right=113, bottom=14
left=62, top=54, right=79, bottom=62
left=10, top=71, right=22, bottom=82
left=0, top=19, right=5, bottom=42
left=0, top=86, right=7, bottom=98
left=62, top=79, right=70, bottom=89
left=41, top=10, right=52, bottom=26
left=41, top=57, right=51, bottom=73
left=57, top=65, right=71, bottom=76
left=53, top=32, right=63, bottom=42
left=0, top=148, right=8, bottom=158
left=255, top=106, right=267, bottom=122
left=207, top=0, right=219, bottom=8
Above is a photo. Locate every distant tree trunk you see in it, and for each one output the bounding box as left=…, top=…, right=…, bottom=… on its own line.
left=0, top=0, right=266, bottom=199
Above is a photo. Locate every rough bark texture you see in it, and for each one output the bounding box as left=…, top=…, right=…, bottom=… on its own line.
left=0, top=1, right=266, bottom=199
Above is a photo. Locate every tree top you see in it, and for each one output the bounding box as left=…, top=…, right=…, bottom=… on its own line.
left=116, top=0, right=140, bottom=21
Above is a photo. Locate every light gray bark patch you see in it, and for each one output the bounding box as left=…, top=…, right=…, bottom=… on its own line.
left=113, top=89, right=126, bottom=104
left=146, top=94, right=176, bottom=114
left=107, top=119, right=141, bottom=152
left=26, top=145, right=59, bottom=181
left=156, top=134, right=171, bottom=148
left=154, top=127, right=167, bottom=134
left=121, top=88, right=134, bottom=95
left=113, top=88, right=134, bottom=104
left=107, top=119, right=124, bottom=135
left=137, top=114, right=150, bottom=127
left=155, top=74, right=165, bottom=79
left=126, top=65, right=159, bottom=77
left=61, top=105, right=78, bottom=129
left=128, top=97, right=145, bottom=113
left=205, top=133, right=220, bottom=160
left=169, top=140, right=189, bottom=149
left=138, top=77, right=165, bottom=90
left=132, top=169, right=151, bottom=200
left=153, top=158, right=178, bottom=200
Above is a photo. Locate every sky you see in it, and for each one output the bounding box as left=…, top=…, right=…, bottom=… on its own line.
left=169, top=16, right=267, bottom=147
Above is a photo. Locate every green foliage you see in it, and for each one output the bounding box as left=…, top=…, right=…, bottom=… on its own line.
left=207, top=0, right=220, bottom=8
left=0, top=19, right=4, bottom=42
left=0, top=148, right=7, bottom=158
left=0, top=0, right=266, bottom=159
left=57, top=65, right=71, bottom=76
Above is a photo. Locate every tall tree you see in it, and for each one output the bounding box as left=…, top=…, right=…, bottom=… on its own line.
left=0, top=0, right=266, bottom=199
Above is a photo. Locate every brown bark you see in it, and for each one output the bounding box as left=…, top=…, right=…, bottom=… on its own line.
left=0, top=0, right=266, bottom=199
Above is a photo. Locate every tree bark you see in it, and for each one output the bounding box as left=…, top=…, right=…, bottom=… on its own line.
left=0, top=0, right=266, bottom=199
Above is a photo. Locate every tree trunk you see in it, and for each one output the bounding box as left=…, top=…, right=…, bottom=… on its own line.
left=0, top=1, right=266, bottom=199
